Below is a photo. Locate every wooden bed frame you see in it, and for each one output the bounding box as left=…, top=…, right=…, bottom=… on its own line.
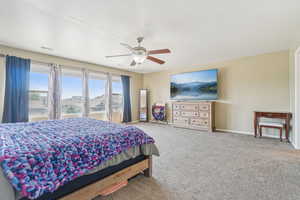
left=59, top=156, right=152, bottom=200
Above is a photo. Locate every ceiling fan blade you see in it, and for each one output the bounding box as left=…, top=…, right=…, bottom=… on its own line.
left=120, top=43, right=134, bottom=51
left=147, top=56, right=165, bottom=64
left=105, top=53, right=132, bottom=58
left=130, top=60, right=136, bottom=66
left=148, top=49, right=171, bottom=55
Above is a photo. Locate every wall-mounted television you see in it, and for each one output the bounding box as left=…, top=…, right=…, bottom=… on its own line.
left=170, top=69, right=218, bottom=100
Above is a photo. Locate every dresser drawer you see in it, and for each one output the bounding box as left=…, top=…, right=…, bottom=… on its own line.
left=173, top=111, right=181, bottom=117
left=190, top=118, right=209, bottom=126
left=173, top=117, right=189, bottom=124
left=172, top=102, right=214, bottom=131
left=199, top=104, right=210, bottom=111
left=173, top=104, right=181, bottom=110
left=199, top=112, right=209, bottom=118
left=181, top=111, right=199, bottom=117
left=180, top=104, right=198, bottom=111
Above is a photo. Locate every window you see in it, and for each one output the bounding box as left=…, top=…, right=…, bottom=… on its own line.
left=111, top=76, right=123, bottom=123
left=61, top=69, right=83, bottom=118
left=28, top=64, right=126, bottom=122
left=88, top=72, right=107, bottom=120
left=29, top=63, right=49, bottom=121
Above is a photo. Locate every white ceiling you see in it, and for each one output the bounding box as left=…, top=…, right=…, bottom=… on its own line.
left=0, top=0, right=300, bottom=73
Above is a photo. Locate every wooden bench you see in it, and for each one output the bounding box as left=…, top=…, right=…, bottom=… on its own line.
left=254, top=111, right=292, bottom=142
left=258, top=122, right=285, bottom=141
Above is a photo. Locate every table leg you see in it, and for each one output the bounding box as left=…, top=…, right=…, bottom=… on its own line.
left=259, top=126, right=262, bottom=138
left=286, top=119, right=290, bottom=143
left=254, top=116, right=257, bottom=138
left=279, top=128, right=282, bottom=142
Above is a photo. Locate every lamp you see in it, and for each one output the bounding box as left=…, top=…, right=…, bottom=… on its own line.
left=132, top=48, right=148, bottom=64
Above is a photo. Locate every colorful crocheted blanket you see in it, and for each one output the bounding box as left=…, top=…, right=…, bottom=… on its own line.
left=0, top=118, right=155, bottom=199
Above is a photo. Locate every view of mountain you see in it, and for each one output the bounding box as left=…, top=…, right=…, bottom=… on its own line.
left=29, top=93, right=122, bottom=117
left=170, top=69, right=218, bottom=100
left=171, top=81, right=217, bottom=100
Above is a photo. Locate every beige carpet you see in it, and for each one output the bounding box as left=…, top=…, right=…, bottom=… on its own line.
left=95, top=123, right=300, bottom=200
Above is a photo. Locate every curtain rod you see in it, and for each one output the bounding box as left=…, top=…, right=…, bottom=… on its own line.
left=60, top=64, right=132, bottom=77
left=0, top=53, right=51, bottom=66
left=0, top=53, right=132, bottom=77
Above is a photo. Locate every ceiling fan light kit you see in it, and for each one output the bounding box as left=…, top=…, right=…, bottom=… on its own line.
left=106, top=37, right=171, bottom=66
left=133, top=53, right=147, bottom=64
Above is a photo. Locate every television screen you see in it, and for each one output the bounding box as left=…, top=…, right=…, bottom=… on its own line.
left=170, top=69, right=218, bottom=100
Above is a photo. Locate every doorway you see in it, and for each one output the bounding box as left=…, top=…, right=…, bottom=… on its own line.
left=294, top=47, right=300, bottom=149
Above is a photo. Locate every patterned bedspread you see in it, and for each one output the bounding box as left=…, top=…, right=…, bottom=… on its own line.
left=0, top=118, right=155, bottom=199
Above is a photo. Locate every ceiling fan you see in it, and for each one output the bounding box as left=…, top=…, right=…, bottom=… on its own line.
left=106, top=37, right=171, bottom=66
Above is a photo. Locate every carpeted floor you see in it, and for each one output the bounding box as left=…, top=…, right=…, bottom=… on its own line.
left=95, top=123, right=300, bottom=200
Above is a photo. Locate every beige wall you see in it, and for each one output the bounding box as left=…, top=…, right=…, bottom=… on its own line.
left=0, top=45, right=143, bottom=122
left=0, top=45, right=292, bottom=138
left=143, top=51, right=290, bottom=135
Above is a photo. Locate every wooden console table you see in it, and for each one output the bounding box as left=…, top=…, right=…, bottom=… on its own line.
left=254, top=111, right=292, bottom=142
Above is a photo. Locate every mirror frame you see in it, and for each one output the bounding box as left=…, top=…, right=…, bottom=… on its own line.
left=139, top=89, right=148, bottom=122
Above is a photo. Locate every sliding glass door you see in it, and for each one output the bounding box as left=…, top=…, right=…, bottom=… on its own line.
left=111, top=75, right=123, bottom=123
left=88, top=72, right=108, bottom=120
left=61, top=69, right=83, bottom=118
left=29, top=63, right=50, bottom=122
left=28, top=65, right=124, bottom=123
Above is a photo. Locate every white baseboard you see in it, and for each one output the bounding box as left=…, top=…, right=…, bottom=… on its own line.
left=135, top=122, right=296, bottom=147
left=131, top=120, right=139, bottom=123
left=215, top=128, right=281, bottom=139
left=292, top=141, right=298, bottom=149
left=216, top=128, right=298, bottom=149
left=123, top=120, right=139, bottom=124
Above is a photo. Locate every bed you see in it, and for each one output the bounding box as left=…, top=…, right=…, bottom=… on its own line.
left=0, top=118, right=159, bottom=200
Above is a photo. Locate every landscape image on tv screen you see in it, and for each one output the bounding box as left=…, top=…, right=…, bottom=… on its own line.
left=170, top=69, right=218, bottom=100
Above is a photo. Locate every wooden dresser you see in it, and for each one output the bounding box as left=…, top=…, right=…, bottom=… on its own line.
left=172, top=101, right=215, bottom=132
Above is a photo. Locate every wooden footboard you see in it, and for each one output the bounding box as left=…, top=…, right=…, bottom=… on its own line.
left=60, top=156, right=152, bottom=200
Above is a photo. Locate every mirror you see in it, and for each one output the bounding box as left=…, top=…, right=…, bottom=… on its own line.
left=139, top=89, right=148, bottom=121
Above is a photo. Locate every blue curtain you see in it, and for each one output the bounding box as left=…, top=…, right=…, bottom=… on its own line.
left=2, top=56, right=31, bottom=123
left=121, top=75, right=132, bottom=122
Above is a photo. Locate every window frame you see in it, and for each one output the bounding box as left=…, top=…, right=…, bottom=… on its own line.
left=88, top=72, right=108, bottom=121
left=28, top=63, right=127, bottom=123
left=61, top=68, right=84, bottom=119
left=28, top=64, right=50, bottom=122
left=111, top=75, right=124, bottom=123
